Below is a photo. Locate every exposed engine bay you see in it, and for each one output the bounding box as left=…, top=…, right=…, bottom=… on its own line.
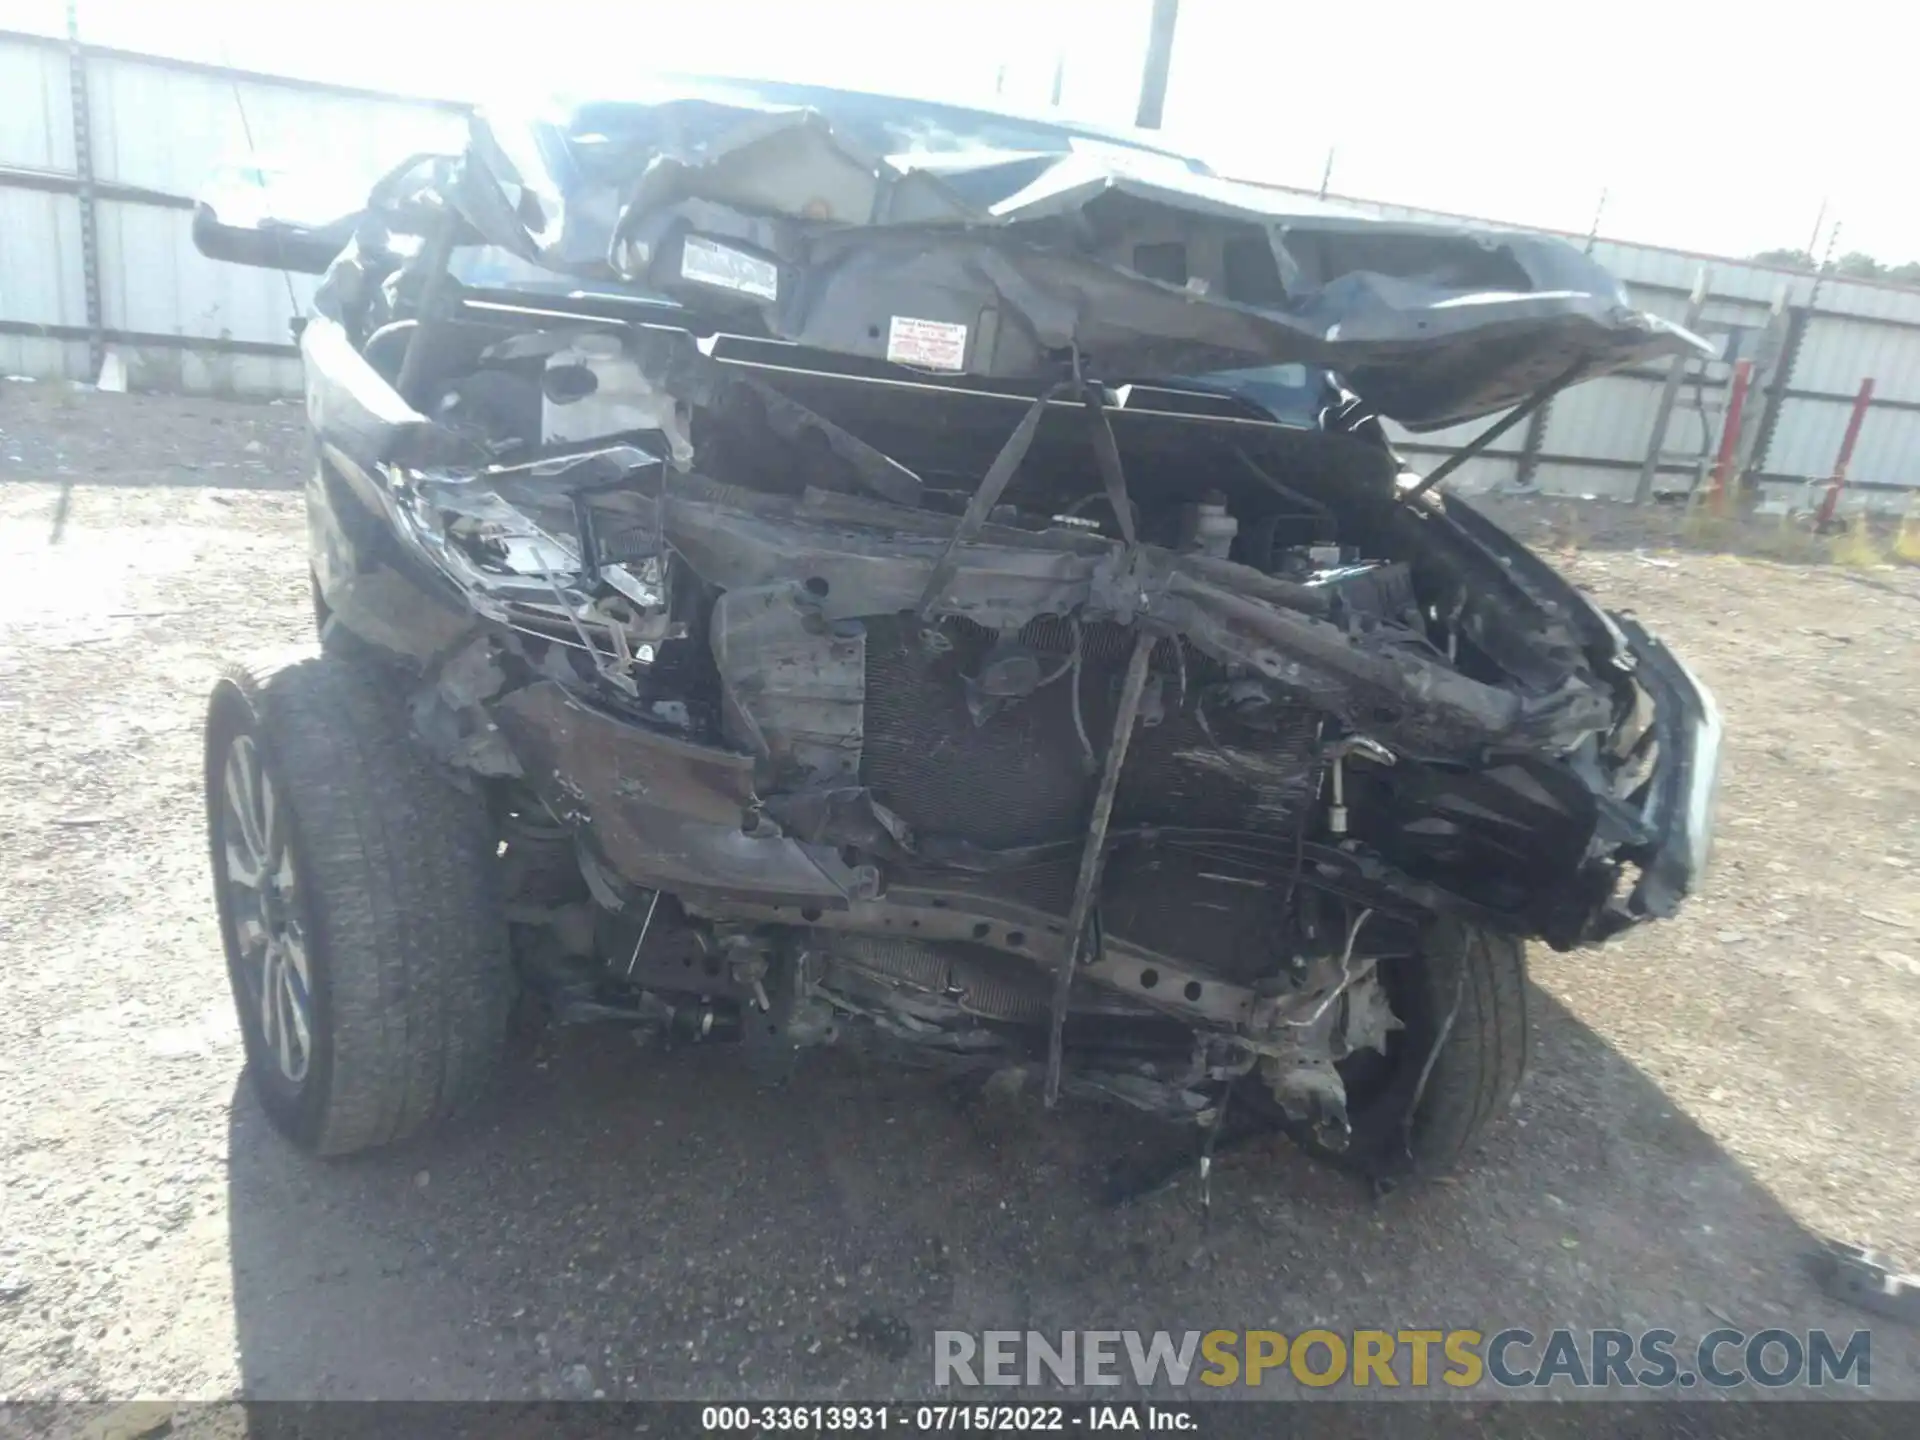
left=201, top=85, right=1720, bottom=1152
left=301, top=306, right=1706, bottom=1145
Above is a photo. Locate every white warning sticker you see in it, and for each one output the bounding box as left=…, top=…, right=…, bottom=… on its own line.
left=886, top=315, right=969, bottom=372
left=679, top=235, right=779, bottom=302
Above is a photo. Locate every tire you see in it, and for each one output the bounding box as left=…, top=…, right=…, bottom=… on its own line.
left=205, top=647, right=515, bottom=1155
left=1296, top=920, right=1531, bottom=1180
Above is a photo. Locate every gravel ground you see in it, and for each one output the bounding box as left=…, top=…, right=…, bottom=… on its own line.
left=2, top=382, right=1918, bottom=1411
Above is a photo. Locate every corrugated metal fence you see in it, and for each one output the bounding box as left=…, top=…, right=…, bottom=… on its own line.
left=1375, top=225, right=1920, bottom=508
left=0, top=26, right=462, bottom=396
left=4, top=25, right=1919, bottom=507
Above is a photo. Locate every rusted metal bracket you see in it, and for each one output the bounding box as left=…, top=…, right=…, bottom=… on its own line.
left=1043, top=628, right=1158, bottom=1107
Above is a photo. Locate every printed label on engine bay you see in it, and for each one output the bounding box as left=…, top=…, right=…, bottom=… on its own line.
left=680, top=235, right=779, bottom=302
left=886, top=316, right=969, bottom=371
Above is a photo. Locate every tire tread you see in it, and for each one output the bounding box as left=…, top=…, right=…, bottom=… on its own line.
left=212, top=647, right=512, bottom=1155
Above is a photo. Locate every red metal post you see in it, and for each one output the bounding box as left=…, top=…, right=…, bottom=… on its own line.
left=1815, top=377, right=1876, bottom=530
left=1706, top=359, right=1754, bottom=510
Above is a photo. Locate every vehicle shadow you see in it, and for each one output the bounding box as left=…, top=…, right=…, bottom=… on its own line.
left=223, top=985, right=1905, bottom=1410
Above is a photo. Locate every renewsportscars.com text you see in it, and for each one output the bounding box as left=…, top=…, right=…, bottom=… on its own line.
left=933, top=1327, right=1871, bottom=1390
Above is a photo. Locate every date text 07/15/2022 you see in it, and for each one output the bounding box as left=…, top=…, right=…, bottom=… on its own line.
left=701, top=1404, right=1195, bottom=1431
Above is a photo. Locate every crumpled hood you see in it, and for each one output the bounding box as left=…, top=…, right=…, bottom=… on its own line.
left=202, top=76, right=1711, bottom=428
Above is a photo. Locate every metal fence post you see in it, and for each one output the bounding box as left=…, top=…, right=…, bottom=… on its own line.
left=1705, top=359, right=1754, bottom=513
left=1634, top=269, right=1710, bottom=505
left=64, top=0, right=104, bottom=383
left=1748, top=300, right=1810, bottom=484
left=1814, top=378, right=1875, bottom=531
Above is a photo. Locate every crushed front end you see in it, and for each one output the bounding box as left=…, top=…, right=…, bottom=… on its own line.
left=203, top=85, right=1719, bottom=1151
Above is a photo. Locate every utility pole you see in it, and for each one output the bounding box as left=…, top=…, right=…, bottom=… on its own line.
left=1805, top=198, right=1828, bottom=262
left=1134, top=0, right=1180, bottom=129
left=1808, top=219, right=1841, bottom=313
left=1584, top=187, right=1608, bottom=255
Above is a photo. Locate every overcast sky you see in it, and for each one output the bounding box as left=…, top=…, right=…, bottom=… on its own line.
left=6, top=0, right=1912, bottom=266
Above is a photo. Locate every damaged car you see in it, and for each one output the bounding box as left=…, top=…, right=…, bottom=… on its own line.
left=195, top=78, right=1720, bottom=1177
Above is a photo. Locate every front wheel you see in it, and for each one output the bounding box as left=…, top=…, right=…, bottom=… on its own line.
left=205, top=649, right=514, bottom=1155
left=1297, top=920, right=1531, bottom=1179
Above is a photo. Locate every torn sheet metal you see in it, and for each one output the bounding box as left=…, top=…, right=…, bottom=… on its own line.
left=494, top=681, right=850, bottom=904
left=195, top=78, right=1711, bottom=429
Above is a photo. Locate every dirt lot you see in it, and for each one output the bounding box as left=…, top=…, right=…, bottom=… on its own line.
left=3, top=382, right=1919, bottom=1412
